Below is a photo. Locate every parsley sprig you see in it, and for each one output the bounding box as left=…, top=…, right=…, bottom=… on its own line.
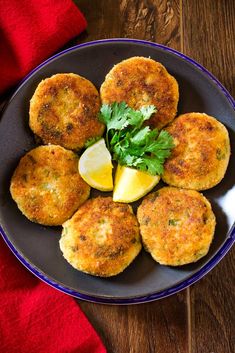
left=99, top=102, right=174, bottom=175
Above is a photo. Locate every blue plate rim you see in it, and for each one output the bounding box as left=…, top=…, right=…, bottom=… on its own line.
left=0, top=38, right=234, bottom=305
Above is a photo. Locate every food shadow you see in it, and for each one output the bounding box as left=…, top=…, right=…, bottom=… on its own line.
left=172, top=73, right=207, bottom=115
left=205, top=126, right=235, bottom=198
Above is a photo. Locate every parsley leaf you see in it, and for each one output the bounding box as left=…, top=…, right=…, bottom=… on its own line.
left=99, top=102, right=131, bottom=131
left=99, top=102, right=174, bottom=175
left=84, top=136, right=102, bottom=148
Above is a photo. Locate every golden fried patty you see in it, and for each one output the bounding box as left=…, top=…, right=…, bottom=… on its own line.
left=60, top=197, right=142, bottom=277
left=10, top=145, right=90, bottom=226
left=162, top=113, right=230, bottom=190
left=100, top=56, right=179, bottom=129
left=137, top=187, right=216, bottom=266
left=29, top=73, right=104, bottom=150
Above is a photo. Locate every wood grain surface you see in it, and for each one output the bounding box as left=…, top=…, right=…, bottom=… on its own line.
left=182, top=2, right=235, bottom=353
left=73, top=1, right=235, bottom=352
left=0, top=1, right=233, bottom=352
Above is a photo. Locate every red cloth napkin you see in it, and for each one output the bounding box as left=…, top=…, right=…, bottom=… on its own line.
left=0, top=0, right=87, bottom=94
left=0, top=1, right=106, bottom=352
left=0, top=238, right=106, bottom=353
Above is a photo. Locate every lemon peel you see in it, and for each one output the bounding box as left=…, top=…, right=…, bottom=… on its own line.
left=78, top=139, right=113, bottom=191
left=113, top=165, right=160, bottom=203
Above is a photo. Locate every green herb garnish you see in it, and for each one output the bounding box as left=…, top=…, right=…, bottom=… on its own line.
left=99, top=102, right=174, bottom=175
left=168, top=219, right=179, bottom=226
left=84, top=136, right=102, bottom=148
left=216, top=148, right=225, bottom=161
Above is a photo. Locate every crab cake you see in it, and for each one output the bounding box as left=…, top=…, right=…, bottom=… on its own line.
left=29, top=73, right=104, bottom=150
left=60, top=197, right=142, bottom=277
left=137, top=187, right=216, bottom=266
left=162, top=113, right=230, bottom=190
left=10, top=145, right=90, bottom=226
left=100, top=56, right=179, bottom=129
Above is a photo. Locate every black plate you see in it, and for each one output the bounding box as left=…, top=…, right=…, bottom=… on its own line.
left=0, top=39, right=234, bottom=304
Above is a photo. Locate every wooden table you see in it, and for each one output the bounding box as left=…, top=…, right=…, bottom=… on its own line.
left=72, top=1, right=235, bottom=352
left=1, top=1, right=233, bottom=352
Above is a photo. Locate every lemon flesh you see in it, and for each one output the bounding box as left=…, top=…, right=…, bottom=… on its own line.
left=113, top=165, right=160, bottom=203
left=78, top=139, right=113, bottom=191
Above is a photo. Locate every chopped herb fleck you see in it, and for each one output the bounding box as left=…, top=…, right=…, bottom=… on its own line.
left=168, top=219, right=179, bottom=226
left=216, top=148, right=225, bottom=160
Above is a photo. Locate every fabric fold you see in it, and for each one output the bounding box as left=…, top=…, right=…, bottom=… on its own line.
left=0, top=0, right=87, bottom=94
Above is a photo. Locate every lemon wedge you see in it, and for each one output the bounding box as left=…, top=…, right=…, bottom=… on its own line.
left=78, top=139, right=113, bottom=191
left=113, top=165, right=160, bottom=203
